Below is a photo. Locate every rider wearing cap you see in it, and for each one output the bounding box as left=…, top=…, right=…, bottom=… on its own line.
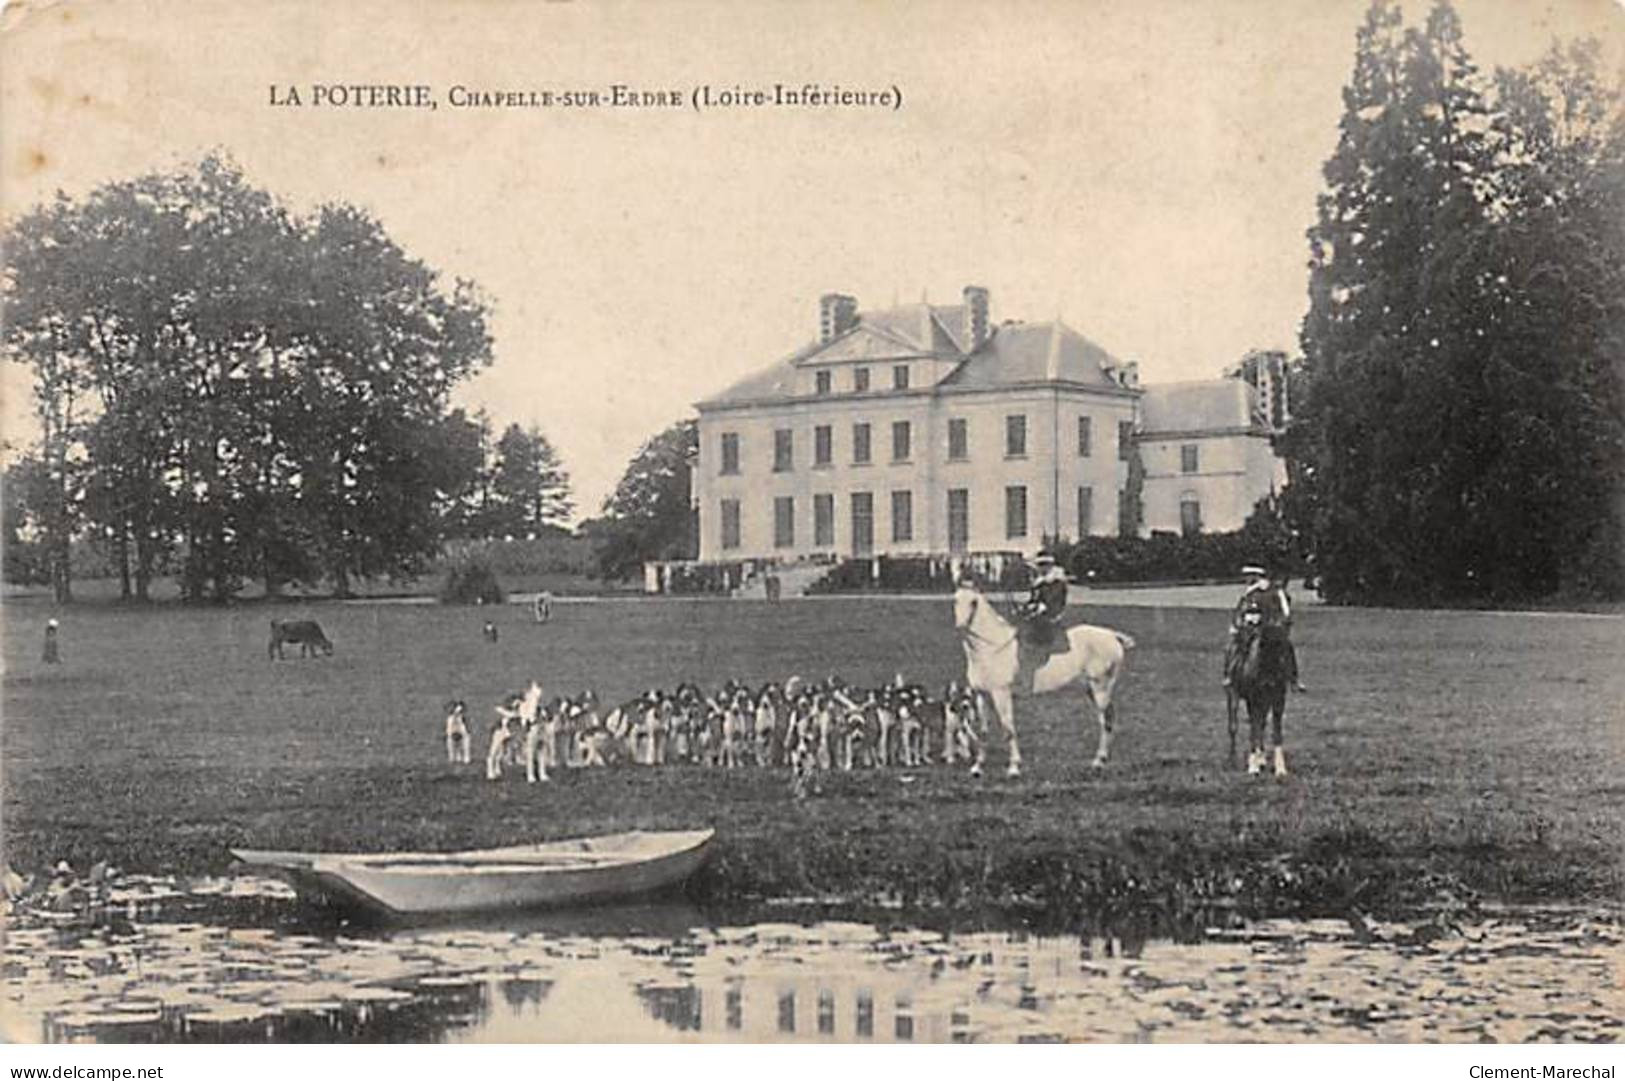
left=1222, top=563, right=1305, bottom=691
left=1020, top=550, right=1069, bottom=646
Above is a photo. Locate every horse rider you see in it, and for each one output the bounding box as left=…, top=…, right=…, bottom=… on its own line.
left=1222, top=563, right=1306, bottom=692
left=1020, top=549, right=1069, bottom=647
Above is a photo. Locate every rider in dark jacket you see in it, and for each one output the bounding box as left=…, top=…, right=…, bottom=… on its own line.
left=1021, top=550, right=1069, bottom=646
left=1223, top=563, right=1306, bottom=691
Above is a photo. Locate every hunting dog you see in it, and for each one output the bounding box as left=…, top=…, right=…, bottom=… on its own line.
left=444, top=700, right=471, bottom=764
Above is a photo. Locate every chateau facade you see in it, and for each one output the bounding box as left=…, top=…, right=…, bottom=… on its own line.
left=692, top=287, right=1286, bottom=563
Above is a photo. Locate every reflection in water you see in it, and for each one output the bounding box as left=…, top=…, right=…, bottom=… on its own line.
left=2, top=881, right=1621, bottom=1043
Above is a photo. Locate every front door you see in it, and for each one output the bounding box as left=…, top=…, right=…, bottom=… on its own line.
left=850, top=492, right=873, bottom=556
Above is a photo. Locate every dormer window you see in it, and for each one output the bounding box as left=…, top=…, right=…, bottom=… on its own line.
left=815, top=370, right=832, bottom=396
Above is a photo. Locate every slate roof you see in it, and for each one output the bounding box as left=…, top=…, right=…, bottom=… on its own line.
left=939, top=321, right=1126, bottom=390
left=1138, top=379, right=1255, bottom=435
left=697, top=302, right=1131, bottom=409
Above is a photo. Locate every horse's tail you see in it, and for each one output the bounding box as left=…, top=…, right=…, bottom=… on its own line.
left=1114, top=631, right=1137, bottom=651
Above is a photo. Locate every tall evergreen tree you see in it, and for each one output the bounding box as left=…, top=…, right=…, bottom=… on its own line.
left=1291, top=0, right=1622, bottom=604
left=488, top=423, right=575, bottom=537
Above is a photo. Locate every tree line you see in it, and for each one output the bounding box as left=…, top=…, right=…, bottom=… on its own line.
left=1284, top=1, right=1625, bottom=605
left=3, top=154, right=574, bottom=602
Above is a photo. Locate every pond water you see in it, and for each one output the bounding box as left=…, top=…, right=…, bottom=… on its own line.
left=2, top=877, right=1620, bottom=1043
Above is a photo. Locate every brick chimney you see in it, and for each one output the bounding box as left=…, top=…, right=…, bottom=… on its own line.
left=819, top=293, right=858, bottom=343
left=962, top=285, right=990, bottom=350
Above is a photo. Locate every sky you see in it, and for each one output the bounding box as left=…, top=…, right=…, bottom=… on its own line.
left=3, top=0, right=1621, bottom=517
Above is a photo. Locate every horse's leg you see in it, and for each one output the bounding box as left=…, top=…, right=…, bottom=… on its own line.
left=1090, top=690, right=1115, bottom=770
left=1246, top=699, right=1266, bottom=775
left=988, top=686, right=1020, bottom=777
left=967, top=693, right=987, bottom=777
left=1225, top=689, right=1239, bottom=769
left=1272, top=694, right=1288, bottom=776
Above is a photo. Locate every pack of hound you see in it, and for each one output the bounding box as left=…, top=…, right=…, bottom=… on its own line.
left=444, top=675, right=990, bottom=785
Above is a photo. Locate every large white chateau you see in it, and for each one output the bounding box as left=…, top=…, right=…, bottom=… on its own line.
left=692, top=286, right=1286, bottom=564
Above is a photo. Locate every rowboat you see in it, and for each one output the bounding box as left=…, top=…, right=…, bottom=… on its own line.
left=230, top=829, right=714, bottom=916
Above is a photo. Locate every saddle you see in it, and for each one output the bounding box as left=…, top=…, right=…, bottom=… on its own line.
left=1017, top=617, right=1072, bottom=675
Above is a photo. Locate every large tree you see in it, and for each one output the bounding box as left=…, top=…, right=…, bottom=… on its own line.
left=584, top=418, right=698, bottom=580
left=2, top=153, right=494, bottom=600
left=1291, top=0, right=1623, bottom=604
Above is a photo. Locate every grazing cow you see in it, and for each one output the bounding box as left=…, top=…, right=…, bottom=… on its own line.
left=444, top=700, right=471, bottom=764
left=483, top=621, right=499, bottom=643
left=268, top=619, right=334, bottom=660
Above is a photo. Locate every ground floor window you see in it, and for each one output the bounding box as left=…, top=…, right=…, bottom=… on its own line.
left=721, top=499, right=741, bottom=550
left=947, top=488, right=969, bottom=553
left=1005, top=485, right=1027, bottom=540
left=774, top=496, right=795, bottom=548
left=851, top=492, right=874, bottom=556
left=814, top=493, right=834, bottom=546
left=891, top=490, right=913, bottom=542
left=1077, top=486, right=1093, bottom=537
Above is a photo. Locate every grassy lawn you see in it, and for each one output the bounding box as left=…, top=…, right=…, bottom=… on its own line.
left=3, top=596, right=1620, bottom=923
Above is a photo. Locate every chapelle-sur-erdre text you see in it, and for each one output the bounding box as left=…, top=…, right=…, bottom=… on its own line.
left=267, top=82, right=903, bottom=112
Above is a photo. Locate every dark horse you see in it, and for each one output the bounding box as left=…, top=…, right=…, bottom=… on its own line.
left=1225, top=622, right=1291, bottom=776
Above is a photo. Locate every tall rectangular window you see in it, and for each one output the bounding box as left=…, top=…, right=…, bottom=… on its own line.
left=891, top=420, right=911, bottom=462
left=1077, top=416, right=1092, bottom=457
left=1180, top=495, right=1202, bottom=536
left=1005, top=485, right=1027, bottom=540
left=774, top=496, right=795, bottom=548
left=814, top=425, right=832, bottom=467
left=1006, top=414, right=1027, bottom=458
left=1181, top=443, right=1199, bottom=473
left=721, top=499, right=741, bottom=550
left=892, top=364, right=910, bottom=390
left=947, top=418, right=968, bottom=461
left=947, top=488, right=969, bottom=553
left=852, top=422, right=871, bottom=464
left=1077, top=486, right=1094, bottom=537
left=854, top=367, right=870, bottom=393
left=774, top=429, right=793, bottom=472
left=1118, top=421, right=1135, bottom=461
left=814, top=493, right=834, bottom=546
left=815, top=370, right=832, bottom=396
left=720, top=432, right=740, bottom=475
left=891, top=490, right=913, bottom=542
left=850, top=492, right=874, bottom=556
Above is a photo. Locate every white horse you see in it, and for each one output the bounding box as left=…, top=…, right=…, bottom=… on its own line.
left=953, top=582, right=1135, bottom=776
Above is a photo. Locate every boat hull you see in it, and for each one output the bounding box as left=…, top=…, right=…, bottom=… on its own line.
left=232, top=829, right=714, bottom=916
